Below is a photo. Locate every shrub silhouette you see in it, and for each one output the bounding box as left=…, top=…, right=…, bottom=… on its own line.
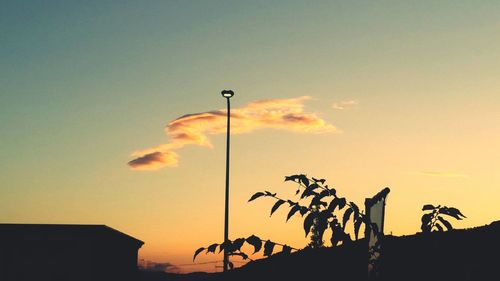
left=421, top=204, right=466, bottom=232
left=194, top=174, right=379, bottom=269
left=249, top=174, right=365, bottom=248
left=193, top=235, right=296, bottom=269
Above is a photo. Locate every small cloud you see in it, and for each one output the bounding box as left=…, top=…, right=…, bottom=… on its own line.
left=128, top=151, right=179, bottom=171
left=129, top=96, right=338, bottom=171
left=419, top=171, right=469, bottom=178
left=139, top=259, right=180, bottom=273
left=332, top=100, right=359, bottom=110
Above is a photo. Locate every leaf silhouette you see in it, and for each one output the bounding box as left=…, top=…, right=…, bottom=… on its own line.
left=284, top=174, right=300, bottom=182
left=248, top=192, right=265, bottom=202
left=263, top=240, right=276, bottom=257
left=327, top=198, right=339, bottom=212
left=246, top=235, right=262, bottom=254
left=299, top=174, right=309, bottom=187
left=422, top=204, right=435, bottom=211
left=193, top=247, right=205, bottom=261
left=438, top=216, right=453, bottom=231
left=232, top=238, right=245, bottom=251
left=270, top=200, right=286, bottom=217
left=299, top=206, right=309, bottom=216
left=338, top=197, right=347, bottom=210
left=303, top=212, right=315, bottom=237
left=441, top=207, right=465, bottom=220
left=435, top=223, right=443, bottom=232
left=264, top=191, right=276, bottom=196
left=312, top=177, right=326, bottom=184
left=354, top=217, right=363, bottom=240
left=218, top=240, right=232, bottom=253
left=421, top=213, right=433, bottom=232
left=207, top=243, right=218, bottom=254
left=286, top=205, right=301, bottom=222
left=281, top=245, right=292, bottom=255
left=342, top=208, right=353, bottom=230
left=350, top=201, right=359, bottom=218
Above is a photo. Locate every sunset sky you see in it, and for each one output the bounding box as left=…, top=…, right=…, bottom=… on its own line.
left=1, top=0, right=499, bottom=273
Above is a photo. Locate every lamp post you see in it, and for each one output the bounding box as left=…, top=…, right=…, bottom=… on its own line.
left=221, top=89, right=234, bottom=272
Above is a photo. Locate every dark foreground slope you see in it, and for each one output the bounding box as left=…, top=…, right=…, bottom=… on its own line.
left=141, top=221, right=500, bottom=281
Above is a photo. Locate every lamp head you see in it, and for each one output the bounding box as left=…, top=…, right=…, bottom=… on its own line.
left=221, top=90, right=234, bottom=98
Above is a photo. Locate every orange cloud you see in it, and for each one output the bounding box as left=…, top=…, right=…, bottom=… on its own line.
left=128, top=96, right=337, bottom=171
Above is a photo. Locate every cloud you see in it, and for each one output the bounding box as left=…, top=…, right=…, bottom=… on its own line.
left=138, top=260, right=180, bottom=273
left=332, top=100, right=359, bottom=110
left=128, top=96, right=337, bottom=171
left=419, top=171, right=469, bottom=178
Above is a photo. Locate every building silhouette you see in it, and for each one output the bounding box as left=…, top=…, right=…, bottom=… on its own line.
left=0, top=224, right=144, bottom=281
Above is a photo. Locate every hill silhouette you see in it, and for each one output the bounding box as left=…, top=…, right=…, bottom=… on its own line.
left=140, top=221, right=500, bottom=281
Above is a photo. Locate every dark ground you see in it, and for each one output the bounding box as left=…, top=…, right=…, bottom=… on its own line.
left=140, top=221, right=500, bottom=281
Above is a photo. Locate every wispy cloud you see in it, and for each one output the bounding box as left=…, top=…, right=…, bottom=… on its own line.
left=419, top=171, right=469, bottom=178
left=332, top=100, right=358, bottom=110
left=128, top=96, right=337, bottom=171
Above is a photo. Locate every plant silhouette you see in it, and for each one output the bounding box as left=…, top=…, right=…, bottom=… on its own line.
left=420, top=204, right=466, bottom=232
left=193, top=235, right=297, bottom=269
left=249, top=174, right=365, bottom=248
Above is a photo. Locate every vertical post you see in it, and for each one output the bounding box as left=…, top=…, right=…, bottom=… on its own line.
left=223, top=97, right=230, bottom=272
left=221, top=90, right=234, bottom=272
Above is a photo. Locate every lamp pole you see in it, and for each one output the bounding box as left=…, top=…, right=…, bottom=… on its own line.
left=221, top=90, right=234, bottom=272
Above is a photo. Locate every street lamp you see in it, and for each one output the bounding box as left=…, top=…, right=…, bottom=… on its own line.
left=221, top=89, right=234, bottom=272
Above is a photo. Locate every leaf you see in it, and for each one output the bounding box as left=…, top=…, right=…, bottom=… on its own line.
left=270, top=200, right=286, bottom=216
left=301, top=184, right=319, bottom=199
left=438, top=216, right=453, bottom=231
left=193, top=247, right=205, bottom=261
left=312, top=177, right=326, bottom=184
left=284, top=175, right=300, bottom=182
left=422, top=204, right=435, bottom=211
left=299, top=206, right=309, bottom=216
left=248, top=192, right=265, bottom=202
left=303, top=212, right=315, bottom=237
left=206, top=243, right=218, bottom=254
left=421, top=213, right=433, bottom=233
left=246, top=235, right=262, bottom=254
left=232, top=238, right=245, bottom=251
left=342, top=208, right=353, bottom=230
left=354, top=217, right=363, bottom=240
left=299, top=174, right=310, bottom=187
left=434, top=223, right=443, bottom=232
left=328, top=187, right=336, bottom=196
left=281, top=245, right=292, bottom=255
left=337, top=197, right=347, bottom=210
left=441, top=207, right=466, bottom=220
left=350, top=202, right=360, bottom=218
left=264, top=190, right=276, bottom=196
left=327, top=198, right=339, bottom=212
left=219, top=240, right=232, bottom=253
left=286, top=205, right=301, bottom=222
left=295, top=189, right=300, bottom=195
left=263, top=240, right=276, bottom=257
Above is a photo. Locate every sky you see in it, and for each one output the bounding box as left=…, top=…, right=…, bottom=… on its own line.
left=1, top=0, right=500, bottom=273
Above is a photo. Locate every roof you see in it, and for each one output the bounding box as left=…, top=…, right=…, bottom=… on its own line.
left=0, top=224, right=144, bottom=248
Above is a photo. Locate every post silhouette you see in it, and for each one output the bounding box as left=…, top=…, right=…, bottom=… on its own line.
left=221, top=89, right=234, bottom=272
